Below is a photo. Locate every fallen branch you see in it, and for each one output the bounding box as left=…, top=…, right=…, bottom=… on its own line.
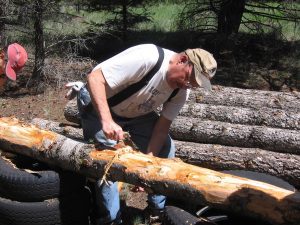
left=31, top=118, right=300, bottom=189
left=170, top=117, right=300, bottom=154
left=1, top=117, right=300, bottom=225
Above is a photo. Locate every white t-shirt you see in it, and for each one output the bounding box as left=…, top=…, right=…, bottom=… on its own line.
left=93, top=44, right=189, bottom=121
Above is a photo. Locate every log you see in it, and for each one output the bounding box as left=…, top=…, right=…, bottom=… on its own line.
left=31, top=118, right=300, bottom=189
left=170, top=117, right=300, bottom=154
left=64, top=99, right=300, bottom=130
left=64, top=99, right=81, bottom=124
left=1, top=117, right=300, bottom=225
left=31, top=118, right=83, bottom=141
left=190, top=86, right=300, bottom=113
left=180, top=104, right=300, bottom=130
left=175, top=141, right=300, bottom=190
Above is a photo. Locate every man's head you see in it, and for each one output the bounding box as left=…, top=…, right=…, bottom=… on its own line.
left=5, top=43, right=28, bottom=80
left=184, top=48, right=217, bottom=90
left=167, top=48, right=216, bottom=90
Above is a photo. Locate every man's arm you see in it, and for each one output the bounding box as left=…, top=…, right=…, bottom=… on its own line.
left=87, top=68, right=124, bottom=141
left=146, top=115, right=172, bottom=156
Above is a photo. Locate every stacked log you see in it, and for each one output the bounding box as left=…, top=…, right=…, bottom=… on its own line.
left=63, top=86, right=300, bottom=191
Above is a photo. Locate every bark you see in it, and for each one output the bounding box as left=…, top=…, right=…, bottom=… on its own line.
left=1, top=117, right=300, bottom=225
left=190, top=86, right=300, bottom=113
left=31, top=118, right=300, bottom=190
left=170, top=117, right=300, bottom=154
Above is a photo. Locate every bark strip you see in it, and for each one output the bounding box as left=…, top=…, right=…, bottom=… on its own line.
left=170, top=117, right=300, bottom=154
left=1, top=117, right=300, bottom=225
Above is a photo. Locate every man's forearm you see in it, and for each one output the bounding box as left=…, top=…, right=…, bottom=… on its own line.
left=86, top=68, right=124, bottom=140
left=147, top=116, right=172, bottom=156
left=86, top=68, right=112, bottom=123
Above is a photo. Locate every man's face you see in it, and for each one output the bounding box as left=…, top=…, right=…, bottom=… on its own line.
left=166, top=55, right=198, bottom=90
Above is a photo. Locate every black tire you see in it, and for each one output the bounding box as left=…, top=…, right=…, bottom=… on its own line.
left=163, top=206, right=221, bottom=225
left=0, top=188, right=91, bottom=225
left=0, top=155, right=86, bottom=202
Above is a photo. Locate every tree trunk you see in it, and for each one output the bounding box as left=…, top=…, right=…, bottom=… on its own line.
left=1, top=117, right=300, bottom=225
left=190, top=86, right=300, bottom=113
left=0, top=0, right=6, bottom=46
left=170, top=117, right=300, bottom=154
left=27, top=0, right=45, bottom=90
left=31, top=118, right=300, bottom=190
left=217, top=0, right=246, bottom=35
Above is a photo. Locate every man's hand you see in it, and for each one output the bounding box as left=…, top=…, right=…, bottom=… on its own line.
left=65, top=81, right=84, bottom=100
left=102, top=120, right=124, bottom=141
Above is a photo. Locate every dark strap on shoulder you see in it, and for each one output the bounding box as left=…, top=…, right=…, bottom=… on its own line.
left=107, top=46, right=164, bottom=107
left=167, top=88, right=179, bottom=102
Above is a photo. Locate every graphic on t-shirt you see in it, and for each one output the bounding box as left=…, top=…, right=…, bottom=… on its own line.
left=138, top=98, right=156, bottom=112
left=137, top=86, right=161, bottom=113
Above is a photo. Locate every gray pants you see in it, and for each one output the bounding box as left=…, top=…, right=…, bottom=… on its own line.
left=77, top=86, right=175, bottom=223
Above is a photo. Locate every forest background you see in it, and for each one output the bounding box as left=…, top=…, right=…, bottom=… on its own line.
left=0, top=0, right=299, bottom=94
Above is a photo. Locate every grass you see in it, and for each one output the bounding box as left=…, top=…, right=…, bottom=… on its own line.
left=241, top=2, right=300, bottom=40
left=136, top=3, right=183, bottom=32
left=5, top=1, right=300, bottom=43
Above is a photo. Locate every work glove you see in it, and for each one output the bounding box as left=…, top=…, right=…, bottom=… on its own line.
left=65, top=81, right=84, bottom=100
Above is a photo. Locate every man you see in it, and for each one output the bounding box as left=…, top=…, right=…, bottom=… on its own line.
left=0, top=43, right=28, bottom=93
left=76, top=44, right=217, bottom=225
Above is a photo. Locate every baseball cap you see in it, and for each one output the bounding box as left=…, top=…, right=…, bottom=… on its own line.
left=185, top=48, right=217, bottom=90
left=6, top=43, right=28, bottom=80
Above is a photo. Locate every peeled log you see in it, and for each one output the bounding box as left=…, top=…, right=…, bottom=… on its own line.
left=170, top=117, right=300, bottom=154
left=1, top=117, right=300, bottom=225
left=31, top=118, right=300, bottom=189
left=180, top=104, right=300, bottom=130
left=190, top=86, right=300, bottom=113
left=64, top=99, right=300, bottom=130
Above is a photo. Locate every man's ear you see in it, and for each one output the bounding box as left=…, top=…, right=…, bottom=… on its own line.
left=179, top=54, right=189, bottom=64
